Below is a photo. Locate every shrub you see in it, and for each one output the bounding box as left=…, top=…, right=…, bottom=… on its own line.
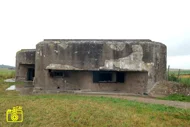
left=168, top=73, right=179, bottom=82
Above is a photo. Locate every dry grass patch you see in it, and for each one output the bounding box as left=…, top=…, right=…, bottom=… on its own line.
left=0, top=94, right=190, bottom=127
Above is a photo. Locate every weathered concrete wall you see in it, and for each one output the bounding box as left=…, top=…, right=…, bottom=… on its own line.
left=16, top=64, right=34, bottom=81
left=16, top=49, right=35, bottom=81
left=33, top=39, right=166, bottom=93
left=34, top=71, right=148, bottom=94
left=78, top=71, right=148, bottom=94
left=16, top=49, right=35, bottom=64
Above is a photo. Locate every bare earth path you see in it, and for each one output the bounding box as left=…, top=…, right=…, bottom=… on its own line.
left=106, top=95, right=190, bottom=109
left=15, top=87, right=190, bottom=109
left=74, top=92, right=190, bottom=109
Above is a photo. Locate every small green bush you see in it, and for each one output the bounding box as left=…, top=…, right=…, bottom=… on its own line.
left=168, top=73, right=179, bottom=82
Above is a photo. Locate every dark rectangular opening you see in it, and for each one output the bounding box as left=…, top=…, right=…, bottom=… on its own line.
left=99, top=72, right=113, bottom=82
left=93, top=71, right=125, bottom=83
left=27, top=68, right=35, bottom=81
left=117, top=72, right=125, bottom=83
left=49, top=70, right=69, bottom=78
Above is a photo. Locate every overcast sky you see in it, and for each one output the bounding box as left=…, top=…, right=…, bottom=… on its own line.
left=0, top=0, right=189, bottom=69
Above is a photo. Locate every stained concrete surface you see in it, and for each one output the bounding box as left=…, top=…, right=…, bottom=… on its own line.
left=16, top=39, right=167, bottom=94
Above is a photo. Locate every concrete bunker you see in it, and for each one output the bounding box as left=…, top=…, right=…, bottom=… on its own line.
left=16, top=39, right=166, bottom=94
left=16, top=49, right=35, bottom=85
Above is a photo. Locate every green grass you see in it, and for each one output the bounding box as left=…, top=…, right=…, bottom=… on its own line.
left=0, top=68, right=15, bottom=79
left=179, top=78, right=190, bottom=86
left=0, top=69, right=190, bottom=126
left=181, top=71, right=190, bottom=75
left=159, top=94, right=190, bottom=102
left=168, top=71, right=190, bottom=87
left=1, top=93, right=190, bottom=127
left=169, top=70, right=190, bottom=75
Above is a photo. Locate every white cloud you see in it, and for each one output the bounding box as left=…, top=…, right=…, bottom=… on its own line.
left=168, top=55, right=190, bottom=69
left=0, top=0, right=190, bottom=68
